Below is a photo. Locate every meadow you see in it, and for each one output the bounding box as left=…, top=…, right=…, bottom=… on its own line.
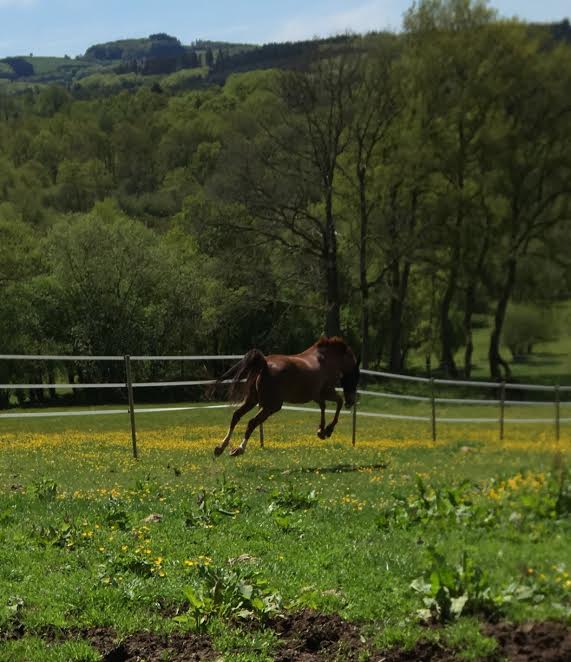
left=1, top=402, right=570, bottom=661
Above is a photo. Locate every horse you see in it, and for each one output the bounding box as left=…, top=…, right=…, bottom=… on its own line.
left=213, top=336, right=360, bottom=457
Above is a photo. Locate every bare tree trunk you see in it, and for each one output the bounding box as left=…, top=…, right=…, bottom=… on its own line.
left=358, top=166, right=370, bottom=368
left=463, top=283, right=475, bottom=379
left=324, top=193, right=341, bottom=337
left=463, top=229, right=490, bottom=378
left=489, top=257, right=516, bottom=380
left=388, top=259, right=411, bottom=372
left=440, top=262, right=459, bottom=378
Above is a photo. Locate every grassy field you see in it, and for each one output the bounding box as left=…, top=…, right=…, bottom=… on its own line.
left=1, top=404, right=570, bottom=660
left=405, top=301, right=571, bottom=386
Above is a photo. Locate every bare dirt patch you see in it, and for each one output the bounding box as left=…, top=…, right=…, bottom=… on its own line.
left=76, top=628, right=214, bottom=662
left=483, top=620, right=571, bottom=662
left=270, top=610, right=460, bottom=661
left=271, top=609, right=365, bottom=661
left=4, top=614, right=571, bottom=660
left=1, top=625, right=216, bottom=662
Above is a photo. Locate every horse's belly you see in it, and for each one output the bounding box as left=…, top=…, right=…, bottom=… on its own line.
left=263, top=359, right=321, bottom=404
left=279, top=384, right=319, bottom=404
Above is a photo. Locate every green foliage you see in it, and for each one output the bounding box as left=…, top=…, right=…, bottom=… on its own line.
left=175, top=563, right=282, bottom=631
left=1, top=409, right=571, bottom=659
left=411, top=548, right=499, bottom=623
left=33, top=478, right=57, bottom=501
left=504, top=304, right=558, bottom=359
left=34, top=522, right=80, bottom=549
left=376, top=476, right=479, bottom=529
left=184, top=478, right=246, bottom=528
left=0, top=6, right=571, bottom=383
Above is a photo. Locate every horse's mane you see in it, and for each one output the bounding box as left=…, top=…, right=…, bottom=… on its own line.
left=315, top=336, right=349, bottom=353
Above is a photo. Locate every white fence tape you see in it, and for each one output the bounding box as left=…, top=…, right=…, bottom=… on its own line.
left=131, top=355, right=243, bottom=361
left=0, top=354, right=124, bottom=362
left=0, top=354, right=569, bottom=431
left=0, top=354, right=242, bottom=362
left=0, top=383, right=127, bottom=390
left=0, top=379, right=240, bottom=391
left=361, top=369, right=430, bottom=383
left=361, top=367, right=571, bottom=393
left=0, top=409, right=129, bottom=419
left=358, top=389, right=431, bottom=402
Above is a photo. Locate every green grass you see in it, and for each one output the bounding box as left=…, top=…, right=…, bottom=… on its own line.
left=408, top=301, right=571, bottom=385
left=23, top=57, right=73, bottom=74
left=465, top=301, right=571, bottom=384
left=1, top=407, right=570, bottom=660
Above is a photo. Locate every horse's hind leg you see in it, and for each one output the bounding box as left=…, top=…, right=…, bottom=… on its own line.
left=317, top=400, right=327, bottom=439
left=323, top=390, right=343, bottom=438
left=230, top=403, right=282, bottom=456
left=214, top=394, right=257, bottom=456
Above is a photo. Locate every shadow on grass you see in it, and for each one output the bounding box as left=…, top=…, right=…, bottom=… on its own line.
left=282, top=462, right=388, bottom=475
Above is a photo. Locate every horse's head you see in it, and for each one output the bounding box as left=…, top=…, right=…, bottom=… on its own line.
left=340, top=353, right=360, bottom=409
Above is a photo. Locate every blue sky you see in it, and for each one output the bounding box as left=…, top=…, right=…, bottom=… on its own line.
left=0, top=1, right=569, bottom=58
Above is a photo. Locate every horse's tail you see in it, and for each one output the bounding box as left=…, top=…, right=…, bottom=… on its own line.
left=217, top=349, right=267, bottom=402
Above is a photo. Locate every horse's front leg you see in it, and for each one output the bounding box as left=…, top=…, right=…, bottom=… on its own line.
left=317, top=400, right=327, bottom=439
left=230, top=403, right=282, bottom=456
left=214, top=396, right=257, bottom=456
left=323, top=391, right=343, bottom=438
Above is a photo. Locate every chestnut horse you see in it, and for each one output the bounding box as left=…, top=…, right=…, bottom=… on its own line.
left=214, top=337, right=360, bottom=457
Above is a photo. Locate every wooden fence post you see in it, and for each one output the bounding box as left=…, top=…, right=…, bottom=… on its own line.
left=352, top=402, right=357, bottom=447
left=499, top=381, right=506, bottom=441
left=430, top=377, right=436, bottom=442
left=555, top=384, right=561, bottom=443
left=124, top=355, right=138, bottom=459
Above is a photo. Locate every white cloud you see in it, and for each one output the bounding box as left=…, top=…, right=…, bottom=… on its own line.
left=271, top=1, right=400, bottom=43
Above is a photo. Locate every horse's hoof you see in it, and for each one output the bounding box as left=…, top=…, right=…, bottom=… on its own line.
left=230, top=446, right=245, bottom=457
left=317, top=430, right=326, bottom=440
left=214, top=446, right=224, bottom=457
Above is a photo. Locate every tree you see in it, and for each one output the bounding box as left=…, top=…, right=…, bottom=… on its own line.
left=404, top=0, right=499, bottom=376
left=337, top=41, right=401, bottom=367
left=485, top=29, right=571, bottom=378
left=46, top=201, right=164, bottom=363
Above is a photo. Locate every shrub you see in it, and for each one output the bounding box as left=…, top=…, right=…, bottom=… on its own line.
left=503, top=304, right=557, bottom=359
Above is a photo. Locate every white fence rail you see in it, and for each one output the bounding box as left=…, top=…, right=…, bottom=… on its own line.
left=0, top=354, right=568, bottom=456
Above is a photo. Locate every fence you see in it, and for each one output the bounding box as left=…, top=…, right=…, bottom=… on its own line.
left=1, top=353, right=570, bottom=458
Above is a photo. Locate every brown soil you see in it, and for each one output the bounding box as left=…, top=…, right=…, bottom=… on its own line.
left=271, top=609, right=365, bottom=661
left=484, top=620, right=571, bottom=662
left=3, top=613, right=571, bottom=660
left=78, top=627, right=217, bottom=662
left=271, top=612, right=571, bottom=661
left=1, top=625, right=217, bottom=661
left=270, top=610, right=462, bottom=661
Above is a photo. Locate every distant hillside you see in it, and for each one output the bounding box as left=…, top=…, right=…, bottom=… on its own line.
left=85, top=33, right=185, bottom=61
left=0, top=19, right=568, bottom=95
left=0, top=32, right=353, bottom=96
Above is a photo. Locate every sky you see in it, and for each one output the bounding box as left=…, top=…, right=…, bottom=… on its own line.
left=0, top=0, right=569, bottom=58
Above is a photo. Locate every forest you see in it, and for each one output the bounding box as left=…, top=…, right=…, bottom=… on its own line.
left=1, top=0, right=571, bottom=404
